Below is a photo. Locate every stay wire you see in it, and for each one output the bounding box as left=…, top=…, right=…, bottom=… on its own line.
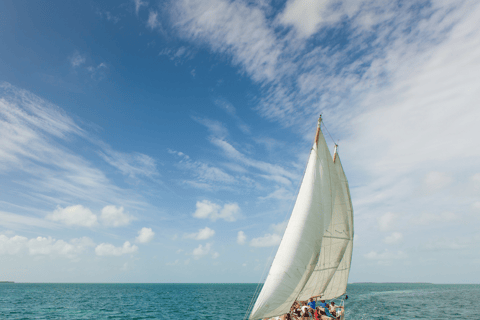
left=321, top=120, right=338, bottom=146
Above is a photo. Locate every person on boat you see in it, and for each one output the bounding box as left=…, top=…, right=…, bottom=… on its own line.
left=323, top=305, right=335, bottom=319
left=318, top=299, right=327, bottom=308
left=317, top=309, right=333, bottom=320
left=328, top=302, right=338, bottom=317
left=307, top=297, right=316, bottom=310
left=300, top=301, right=310, bottom=319
left=335, top=305, right=344, bottom=319
left=291, top=302, right=301, bottom=319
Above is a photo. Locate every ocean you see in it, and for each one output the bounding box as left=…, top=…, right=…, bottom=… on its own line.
left=0, top=283, right=479, bottom=319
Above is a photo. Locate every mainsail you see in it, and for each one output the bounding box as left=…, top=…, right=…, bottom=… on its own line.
left=249, top=117, right=354, bottom=319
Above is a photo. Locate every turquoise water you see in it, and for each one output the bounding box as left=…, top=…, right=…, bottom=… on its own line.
left=1, top=283, right=479, bottom=319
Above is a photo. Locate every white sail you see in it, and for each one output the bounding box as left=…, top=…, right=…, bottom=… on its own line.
left=297, top=149, right=353, bottom=300
left=321, top=152, right=354, bottom=299
left=249, top=120, right=354, bottom=320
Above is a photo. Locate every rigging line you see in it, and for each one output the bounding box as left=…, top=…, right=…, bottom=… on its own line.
left=321, top=120, right=338, bottom=146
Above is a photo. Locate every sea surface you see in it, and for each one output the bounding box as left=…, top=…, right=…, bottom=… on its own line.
left=0, top=283, right=479, bottom=319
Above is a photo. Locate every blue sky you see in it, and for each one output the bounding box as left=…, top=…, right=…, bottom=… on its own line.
left=1, top=0, right=480, bottom=283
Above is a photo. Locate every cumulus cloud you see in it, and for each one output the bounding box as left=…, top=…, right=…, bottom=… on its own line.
left=237, top=231, right=246, bottom=245
left=46, top=205, right=97, bottom=227
left=100, top=205, right=133, bottom=227
left=271, top=221, right=288, bottom=235
left=250, top=221, right=287, bottom=247
left=192, top=242, right=212, bottom=259
left=185, top=227, right=215, bottom=240
left=95, top=241, right=138, bottom=256
left=0, top=234, right=95, bottom=258
left=136, top=227, right=155, bottom=243
left=193, top=200, right=240, bottom=222
left=250, top=233, right=281, bottom=247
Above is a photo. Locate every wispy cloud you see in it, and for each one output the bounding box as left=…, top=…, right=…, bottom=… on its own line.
left=100, top=148, right=158, bottom=179
left=70, top=52, right=86, bottom=67
left=168, top=149, right=235, bottom=189
left=147, top=11, right=161, bottom=30
left=171, top=0, right=282, bottom=83
left=133, top=0, right=148, bottom=15
left=0, top=83, right=150, bottom=216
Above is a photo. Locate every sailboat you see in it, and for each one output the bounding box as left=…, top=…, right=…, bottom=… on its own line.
left=247, top=116, right=354, bottom=320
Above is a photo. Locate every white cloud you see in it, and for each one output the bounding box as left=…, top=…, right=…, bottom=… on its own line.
left=424, top=235, right=480, bottom=251
left=170, top=149, right=235, bottom=189
left=279, top=0, right=332, bottom=38
left=192, top=116, right=228, bottom=139
left=210, top=138, right=298, bottom=182
left=270, top=221, right=288, bottom=235
left=258, top=188, right=294, bottom=201
left=133, top=0, right=148, bottom=15
left=423, top=171, right=452, bottom=193
left=383, top=232, right=403, bottom=245
left=100, top=205, right=133, bottom=227
left=0, top=83, right=147, bottom=211
left=364, top=250, right=407, bottom=261
left=171, top=0, right=281, bottom=82
left=95, top=241, right=138, bottom=256
left=193, top=200, right=240, bottom=222
left=250, top=233, right=281, bottom=247
left=46, top=205, right=97, bottom=227
left=136, top=227, right=155, bottom=243
left=99, top=149, right=158, bottom=179
left=192, top=242, right=212, bottom=259
left=0, top=235, right=27, bottom=255
left=249, top=222, right=287, bottom=247
left=212, top=251, right=220, bottom=259
left=70, top=52, right=86, bottom=67
left=0, top=210, right=57, bottom=230
left=147, top=11, right=160, bottom=30
left=0, top=234, right=95, bottom=258
left=237, top=231, right=246, bottom=245
left=377, top=212, right=397, bottom=232
left=412, top=212, right=456, bottom=226
left=185, top=227, right=215, bottom=240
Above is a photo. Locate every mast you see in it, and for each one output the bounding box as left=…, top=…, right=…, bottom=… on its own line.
left=315, top=115, right=322, bottom=145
